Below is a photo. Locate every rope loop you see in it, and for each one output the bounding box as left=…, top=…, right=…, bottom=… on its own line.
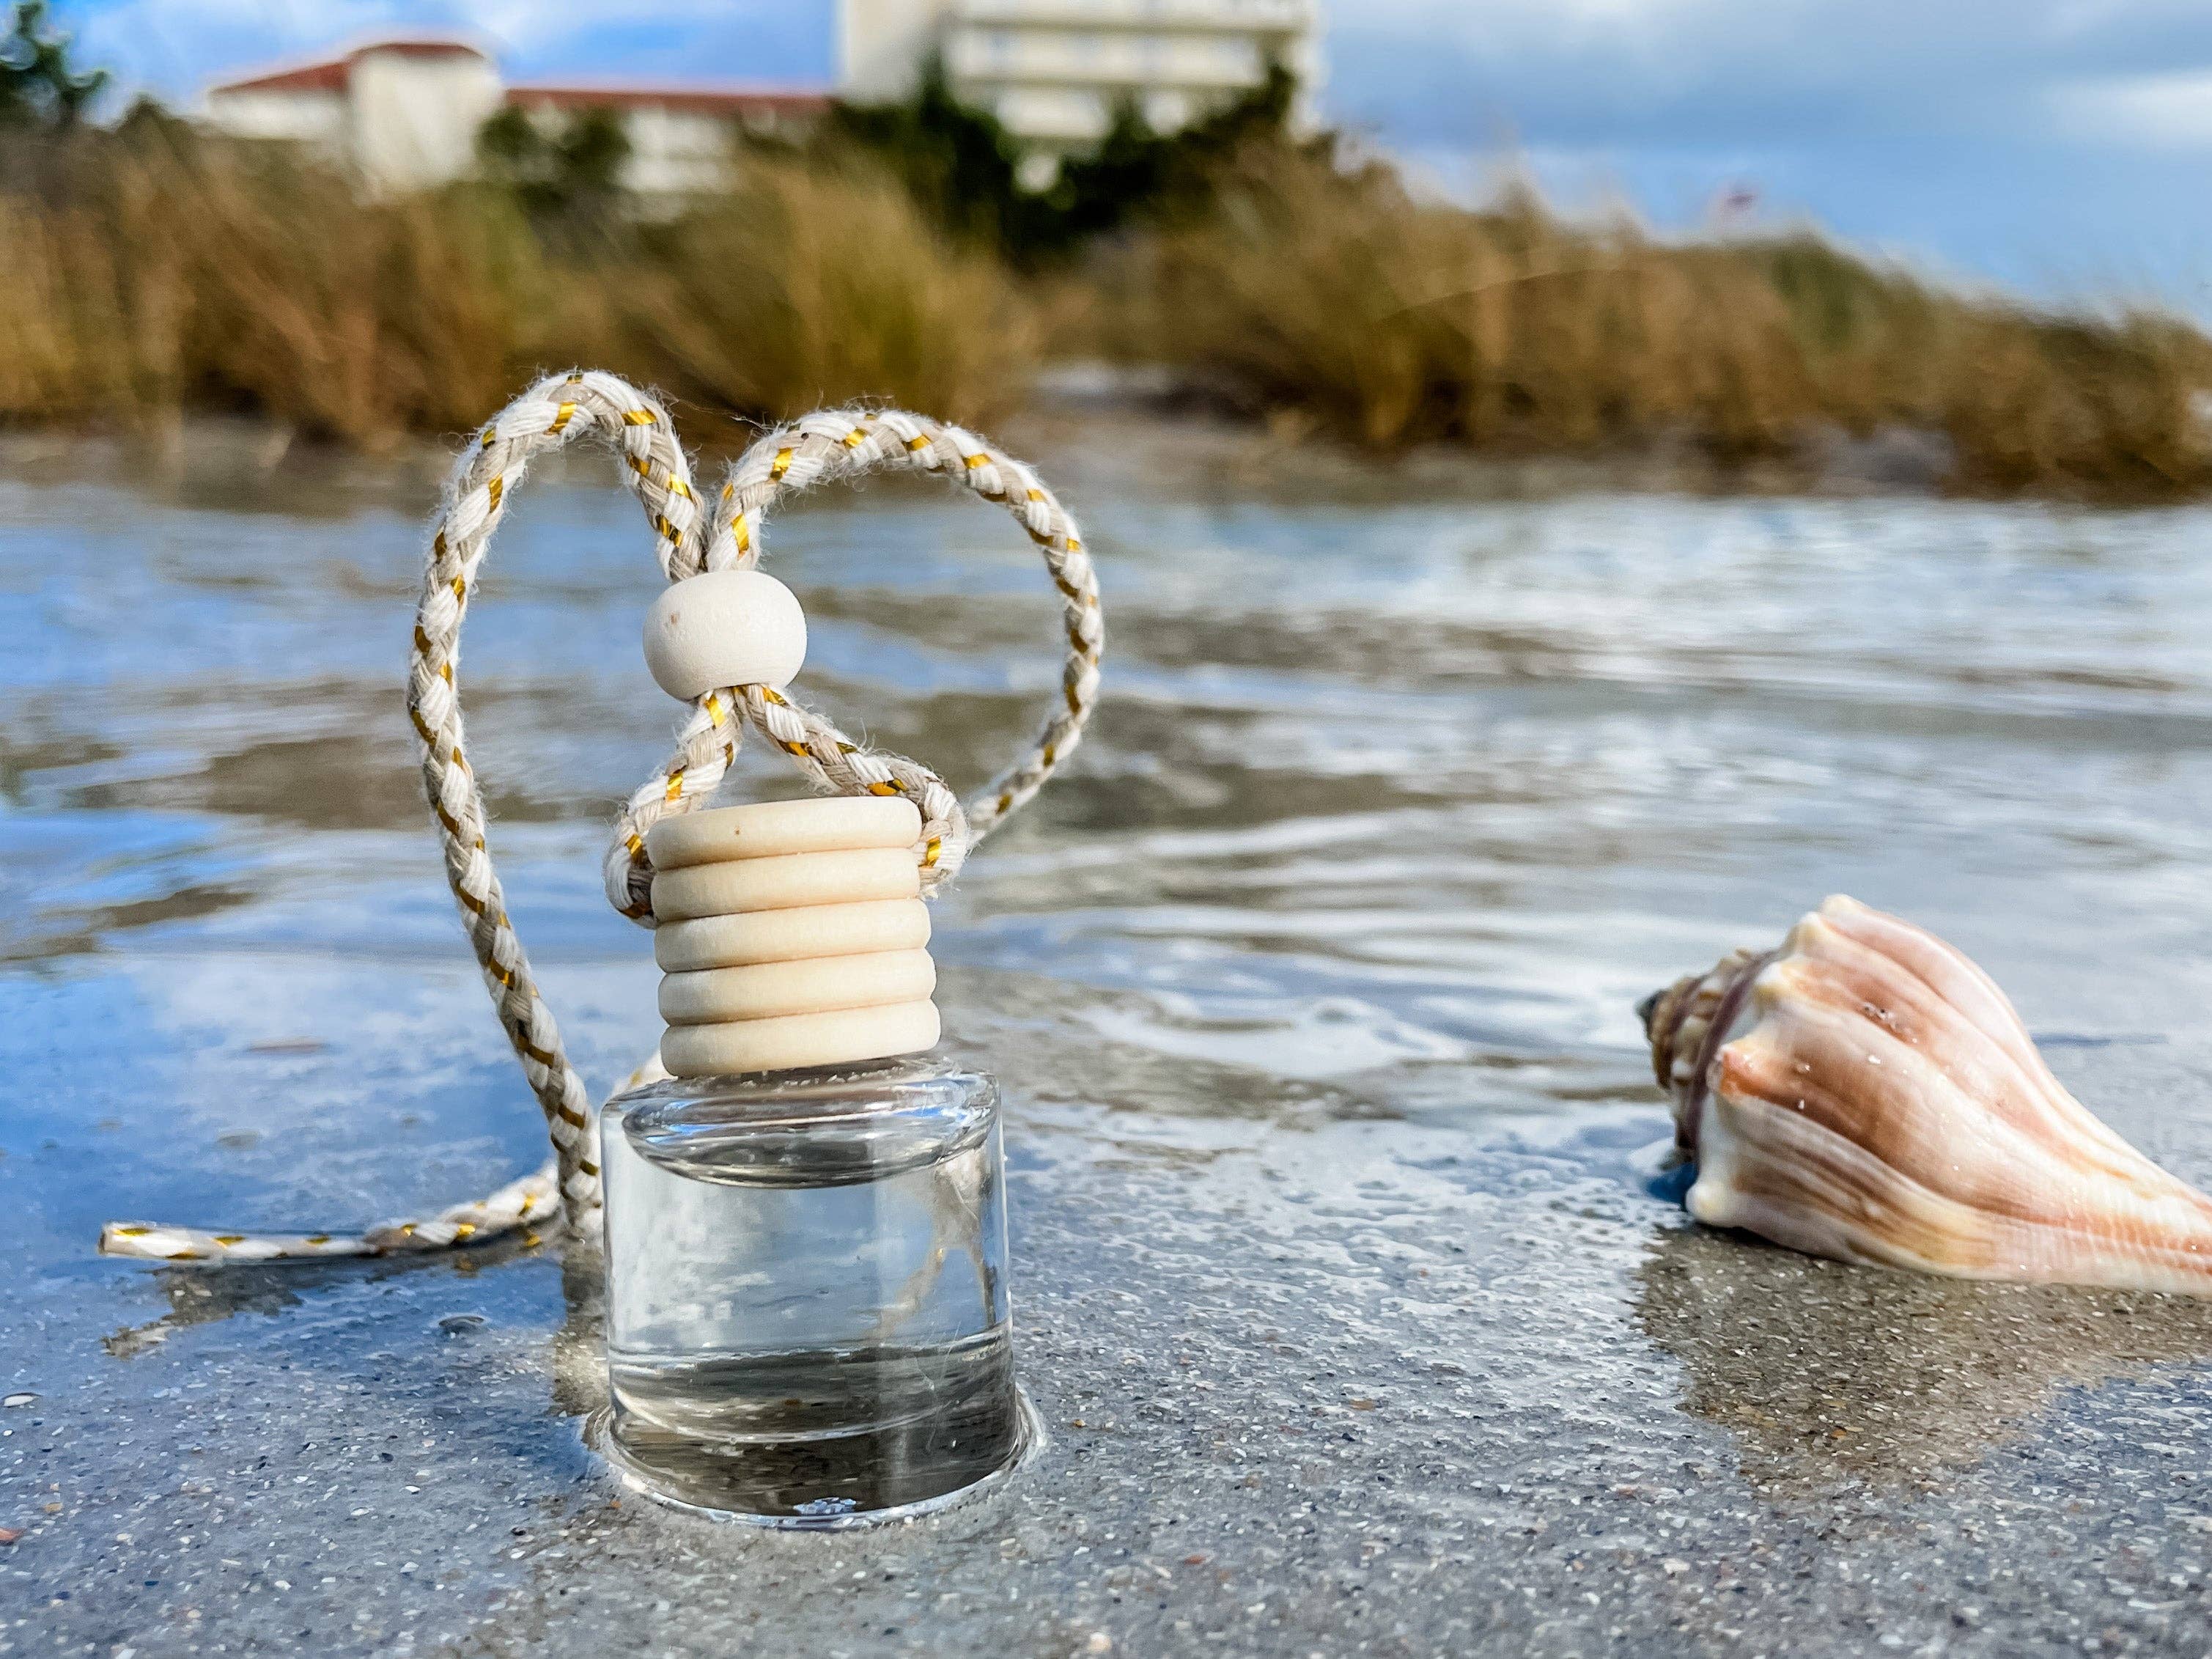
left=602, top=405, right=1104, bottom=920
left=100, top=374, right=1103, bottom=1265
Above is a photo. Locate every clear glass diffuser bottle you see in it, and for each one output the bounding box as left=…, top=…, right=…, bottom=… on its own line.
left=597, top=1055, right=1027, bottom=1525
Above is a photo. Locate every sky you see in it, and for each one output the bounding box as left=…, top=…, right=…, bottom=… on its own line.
left=51, top=0, right=2212, bottom=306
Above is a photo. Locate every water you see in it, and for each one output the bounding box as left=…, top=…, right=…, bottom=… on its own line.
left=605, top=1336, right=1022, bottom=1522
left=600, top=1060, right=1019, bottom=1520
left=4, top=418, right=2212, bottom=1651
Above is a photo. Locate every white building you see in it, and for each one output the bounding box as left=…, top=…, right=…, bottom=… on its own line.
left=838, top=0, right=1321, bottom=174
left=203, top=37, right=827, bottom=197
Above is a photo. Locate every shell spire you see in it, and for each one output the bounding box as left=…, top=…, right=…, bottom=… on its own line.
left=1640, top=894, right=2212, bottom=1295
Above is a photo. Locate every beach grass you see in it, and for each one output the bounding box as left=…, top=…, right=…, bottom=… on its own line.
left=1127, top=146, right=2212, bottom=497
left=2, top=120, right=2209, bottom=499
left=0, top=124, right=1028, bottom=449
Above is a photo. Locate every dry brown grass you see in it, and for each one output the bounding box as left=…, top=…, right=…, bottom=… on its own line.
left=614, top=155, right=1031, bottom=429
left=1124, top=147, right=2212, bottom=498
left=6, top=125, right=2211, bottom=498
left=0, top=127, right=1031, bottom=447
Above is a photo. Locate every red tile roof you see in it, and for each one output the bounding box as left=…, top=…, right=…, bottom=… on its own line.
left=208, top=39, right=829, bottom=118
left=210, top=38, right=491, bottom=98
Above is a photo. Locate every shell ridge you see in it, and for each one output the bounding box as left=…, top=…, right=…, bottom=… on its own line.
left=1777, top=914, right=2158, bottom=1180
left=1707, top=1086, right=2212, bottom=1287
left=1721, top=1011, right=2211, bottom=1240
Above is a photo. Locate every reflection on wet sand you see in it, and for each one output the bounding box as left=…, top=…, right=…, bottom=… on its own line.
left=101, top=1239, right=550, bottom=1360
left=1635, top=1226, right=2212, bottom=1494
left=550, top=1250, right=611, bottom=1422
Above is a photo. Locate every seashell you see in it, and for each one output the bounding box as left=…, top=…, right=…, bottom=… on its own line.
left=1637, top=894, right=2212, bottom=1294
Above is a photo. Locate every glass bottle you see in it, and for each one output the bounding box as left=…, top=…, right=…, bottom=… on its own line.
left=597, top=1055, right=1027, bottom=1525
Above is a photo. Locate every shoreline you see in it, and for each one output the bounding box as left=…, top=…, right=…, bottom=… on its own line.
left=0, top=380, right=2152, bottom=508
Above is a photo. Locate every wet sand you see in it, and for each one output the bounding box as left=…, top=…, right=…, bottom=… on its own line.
left=4, top=419, right=2211, bottom=1655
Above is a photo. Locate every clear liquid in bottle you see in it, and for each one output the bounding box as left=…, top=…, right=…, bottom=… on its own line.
left=598, top=1056, right=1025, bottom=1525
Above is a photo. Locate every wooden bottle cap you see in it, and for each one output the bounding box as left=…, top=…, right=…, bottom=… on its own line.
left=652, top=846, right=921, bottom=922
left=646, top=796, right=923, bottom=869
left=661, top=1000, right=943, bottom=1079
left=659, top=950, right=938, bottom=1026
left=654, top=897, right=932, bottom=973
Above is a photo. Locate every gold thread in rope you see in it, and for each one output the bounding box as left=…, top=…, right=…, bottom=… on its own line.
left=487, top=477, right=504, bottom=510
left=623, top=409, right=657, bottom=426
left=843, top=427, right=869, bottom=449
left=770, top=447, right=795, bottom=480
left=905, top=435, right=931, bottom=452
left=550, top=401, right=578, bottom=433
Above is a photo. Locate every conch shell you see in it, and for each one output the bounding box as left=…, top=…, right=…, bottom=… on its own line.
left=1639, top=894, right=2212, bottom=1294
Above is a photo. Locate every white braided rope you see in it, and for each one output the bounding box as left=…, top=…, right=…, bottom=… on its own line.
left=100, top=375, right=1102, bottom=1267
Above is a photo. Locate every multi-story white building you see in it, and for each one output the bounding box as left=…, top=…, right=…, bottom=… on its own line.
left=839, top=0, right=1321, bottom=176
left=202, top=37, right=826, bottom=198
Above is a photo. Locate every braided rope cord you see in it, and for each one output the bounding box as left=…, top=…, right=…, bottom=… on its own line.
left=100, top=375, right=1102, bottom=1267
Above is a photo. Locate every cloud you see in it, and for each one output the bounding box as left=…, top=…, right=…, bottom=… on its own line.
left=2056, top=69, right=2212, bottom=147
left=1325, top=0, right=2212, bottom=150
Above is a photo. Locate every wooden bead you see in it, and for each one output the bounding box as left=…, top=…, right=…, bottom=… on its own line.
left=652, top=847, right=920, bottom=922
left=659, top=950, right=937, bottom=1026
left=661, top=1000, right=941, bottom=1078
left=646, top=796, right=922, bottom=869
left=654, top=897, right=931, bottom=973
left=642, top=569, right=807, bottom=701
